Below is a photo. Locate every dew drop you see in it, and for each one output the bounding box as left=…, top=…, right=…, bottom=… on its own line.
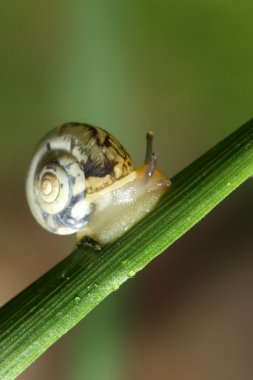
left=128, top=270, right=136, bottom=278
left=112, top=284, right=120, bottom=291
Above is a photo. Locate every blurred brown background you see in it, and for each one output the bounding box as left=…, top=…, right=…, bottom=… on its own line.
left=0, top=1, right=252, bottom=379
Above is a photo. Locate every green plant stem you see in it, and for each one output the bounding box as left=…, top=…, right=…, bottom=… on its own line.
left=0, top=119, right=252, bottom=380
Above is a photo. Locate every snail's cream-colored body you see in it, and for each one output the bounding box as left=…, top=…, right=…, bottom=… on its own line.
left=26, top=123, right=170, bottom=248
left=76, top=165, right=169, bottom=245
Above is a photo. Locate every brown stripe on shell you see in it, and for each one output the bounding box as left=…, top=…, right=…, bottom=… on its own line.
left=58, top=122, right=133, bottom=193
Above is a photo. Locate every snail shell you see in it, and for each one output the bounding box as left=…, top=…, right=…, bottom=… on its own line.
left=26, top=123, right=133, bottom=235
left=26, top=123, right=170, bottom=246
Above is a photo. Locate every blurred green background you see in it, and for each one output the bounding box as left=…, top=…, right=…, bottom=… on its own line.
left=0, top=1, right=252, bottom=379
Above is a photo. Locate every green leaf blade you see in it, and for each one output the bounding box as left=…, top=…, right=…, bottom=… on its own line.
left=0, top=119, right=252, bottom=380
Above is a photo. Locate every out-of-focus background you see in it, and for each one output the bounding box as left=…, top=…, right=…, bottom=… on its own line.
left=0, top=1, right=252, bottom=379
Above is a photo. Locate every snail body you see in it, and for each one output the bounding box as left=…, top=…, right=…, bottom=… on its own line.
left=26, top=123, right=171, bottom=247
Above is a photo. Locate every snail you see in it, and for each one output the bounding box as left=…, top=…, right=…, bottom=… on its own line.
left=26, top=123, right=171, bottom=249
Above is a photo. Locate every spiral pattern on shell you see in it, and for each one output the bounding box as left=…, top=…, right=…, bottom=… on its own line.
left=26, top=123, right=133, bottom=235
